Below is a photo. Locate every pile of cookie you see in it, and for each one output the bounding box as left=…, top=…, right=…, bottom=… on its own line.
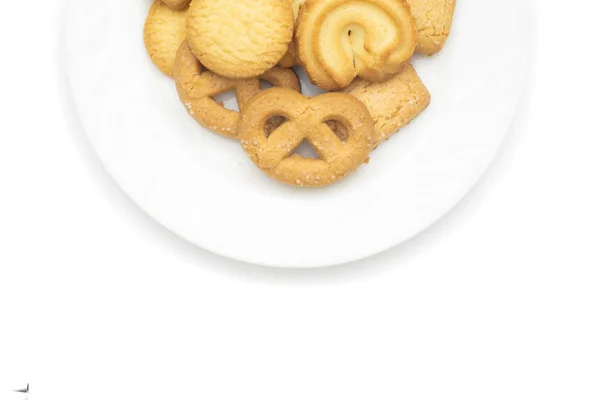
left=144, top=0, right=456, bottom=187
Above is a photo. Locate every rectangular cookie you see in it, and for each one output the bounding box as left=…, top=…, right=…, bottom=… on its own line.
left=341, top=65, right=431, bottom=146
left=406, top=0, right=457, bottom=55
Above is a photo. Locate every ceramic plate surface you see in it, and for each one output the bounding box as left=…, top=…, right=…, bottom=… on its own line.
left=64, top=0, right=529, bottom=267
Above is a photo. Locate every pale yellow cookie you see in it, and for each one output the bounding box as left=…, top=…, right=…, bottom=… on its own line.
left=406, top=0, right=456, bottom=55
left=186, top=0, right=294, bottom=79
left=296, top=0, right=418, bottom=91
left=279, top=0, right=306, bottom=68
left=341, top=65, right=431, bottom=145
left=174, top=41, right=301, bottom=138
left=161, top=0, right=191, bottom=11
left=144, top=0, right=187, bottom=77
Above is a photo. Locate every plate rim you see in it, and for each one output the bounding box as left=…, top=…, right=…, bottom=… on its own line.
left=61, top=0, right=533, bottom=268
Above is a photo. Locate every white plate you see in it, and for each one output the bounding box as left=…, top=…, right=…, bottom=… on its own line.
left=64, top=0, right=529, bottom=268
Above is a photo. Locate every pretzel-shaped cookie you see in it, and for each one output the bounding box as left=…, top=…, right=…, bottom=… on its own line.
left=296, top=0, right=418, bottom=90
left=239, top=88, right=375, bottom=187
left=174, top=41, right=301, bottom=138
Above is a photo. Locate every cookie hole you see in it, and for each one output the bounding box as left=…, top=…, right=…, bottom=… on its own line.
left=259, top=80, right=274, bottom=90
left=293, top=140, right=320, bottom=159
left=212, top=91, right=239, bottom=112
left=325, top=120, right=349, bottom=142
left=264, top=115, right=288, bottom=137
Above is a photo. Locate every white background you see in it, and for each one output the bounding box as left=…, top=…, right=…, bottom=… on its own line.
left=1, top=0, right=599, bottom=399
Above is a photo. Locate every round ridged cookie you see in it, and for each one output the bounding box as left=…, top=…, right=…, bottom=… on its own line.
left=278, top=0, right=306, bottom=67
left=161, top=0, right=191, bottom=11
left=186, top=0, right=294, bottom=79
left=144, top=0, right=188, bottom=77
left=296, top=0, right=418, bottom=90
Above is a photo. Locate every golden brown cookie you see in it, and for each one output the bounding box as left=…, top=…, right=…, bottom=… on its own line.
left=186, top=0, right=294, bottom=79
left=278, top=0, right=306, bottom=68
left=239, top=88, right=375, bottom=187
left=174, top=41, right=301, bottom=138
left=161, top=0, right=191, bottom=11
left=278, top=42, right=299, bottom=69
left=406, top=0, right=456, bottom=55
left=144, top=0, right=187, bottom=77
left=296, top=0, right=418, bottom=91
left=341, top=65, right=431, bottom=145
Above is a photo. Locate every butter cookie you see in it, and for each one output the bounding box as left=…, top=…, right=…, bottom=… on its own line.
left=175, top=41, right=301, bottom=138
left=239, top=88, right=375, bottom=187
left=161, top=0, right=191, bottom=11
left=407, top=0, right=456, bottom=55
left=341, top=65, right=430, bottom=145
left=296, top=0, right=417, bottom=90
left=144, top=0, right=188, bottom=77
left=278, top=0, right=306, bottom=68
left=187, top=0, right=294, bottom=78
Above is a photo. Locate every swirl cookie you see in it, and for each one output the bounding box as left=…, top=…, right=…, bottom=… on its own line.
left=342, top=65, right=431, bottom=145
left=174, top=41, right=301, bottom=138
left=161, top=0, right=191, bottom=11
left=407, top=0, right=456, bottom=55
left=296, top=0, right=418, bottom=91
left=187, top=0, right=294, bottom=79
left=239, top=88, right=375, bottom=187
left=144, top=0, right=187, bottom=77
